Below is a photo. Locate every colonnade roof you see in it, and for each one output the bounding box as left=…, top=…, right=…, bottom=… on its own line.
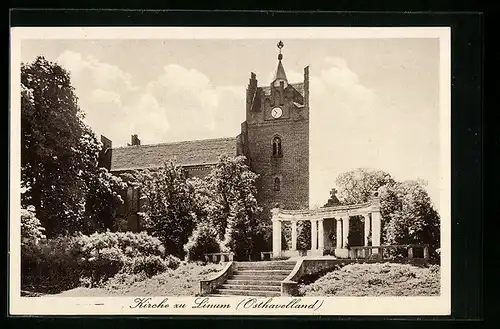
left=272, top=199, right=380, bottom=221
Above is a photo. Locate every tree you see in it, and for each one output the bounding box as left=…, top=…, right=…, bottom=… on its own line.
left=132, top=161, right=198, bottom=258
left=21, top=57, right=127, bottom=236
left=333, top=168, right=440, bottom=259
left=83, top=166, right=128, bottom=234
left=21, top=205, right=46, bottom=246
left=335, top=168, right=394, bottom=205
left=184, top=221, right=222, bottom=262
left=201, top=155, right=265, bottom=260
left=380, top=180, right=440, bottom=258
left=21, top=56, right=91, bottom=236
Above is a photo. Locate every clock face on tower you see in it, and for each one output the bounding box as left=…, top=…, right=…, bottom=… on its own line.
left=271, top=107, right=283, bottom=119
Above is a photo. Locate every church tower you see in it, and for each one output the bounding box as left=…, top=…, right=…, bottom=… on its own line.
left=238, top=41, right=310, bottom=216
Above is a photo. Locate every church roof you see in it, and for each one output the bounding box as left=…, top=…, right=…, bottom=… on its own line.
left=274, top=60, right=288, bottom=82
left=110, top=137, right=237, bottom=172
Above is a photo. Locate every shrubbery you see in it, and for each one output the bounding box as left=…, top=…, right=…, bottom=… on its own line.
left=299, top=263, right=440, bottom=296
left=128, top=162, right=197, bottom=259
left=21, top=231, right=180, bottom=293
left=21, top=206, right=46, bottom=245
left=183, top=223, right=222, bottom=262
left=21, top=234, right=83, bottom=293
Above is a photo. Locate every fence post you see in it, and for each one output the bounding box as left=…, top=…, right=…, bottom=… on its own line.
left=423, top=246, right=429, bottom=259
left=377, top=247, right=383, bottom=260
left=408, top=247, right=413, bottom=259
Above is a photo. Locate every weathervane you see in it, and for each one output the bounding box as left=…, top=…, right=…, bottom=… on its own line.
left=277, top=40, right=284, bottom=60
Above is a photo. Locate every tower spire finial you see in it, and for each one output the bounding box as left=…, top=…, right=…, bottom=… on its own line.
left=277, top=40, right=284, bottom=61
left=272, top=40, right=288, bottom=86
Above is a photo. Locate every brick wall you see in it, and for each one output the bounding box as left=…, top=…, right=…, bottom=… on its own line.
left=243, top=68, right=310, bottom=214
left=99, top=135, right=112, bottom=170
left=185, top=164, right=215, bottom=179
left=247, top=120, right=309, bottom=213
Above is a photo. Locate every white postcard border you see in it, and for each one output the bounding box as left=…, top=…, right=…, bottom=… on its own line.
left=9, top=26, right=451, bottom=316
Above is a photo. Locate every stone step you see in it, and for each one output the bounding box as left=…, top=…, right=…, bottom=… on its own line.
left=205, top=294, right=237, bottom=297
left=220, top=284, right=281, bottom=292
left=236, top=264, right=296, bottom=271
left=235, top=261, right=296, bottom=266
left=231, top=274, right=289, bottom=281
left=213, top=289, right=281, bottom=297
left=226, top=279, right=282, bottom=286
left=234, top=269, right=291, bottom=276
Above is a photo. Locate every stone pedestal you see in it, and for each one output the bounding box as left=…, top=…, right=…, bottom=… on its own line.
left=334, top=248, right=349, bottom=259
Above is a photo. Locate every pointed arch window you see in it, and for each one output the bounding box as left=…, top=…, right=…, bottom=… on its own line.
left=272, top=136, right=282, bottom=157
left=274, top=177, right=281, bottom=191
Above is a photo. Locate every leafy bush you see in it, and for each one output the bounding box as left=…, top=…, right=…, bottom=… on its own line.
left=98, top=261, right=225, bottom=297
left=21, top=231, right=178, bottom=292
left=21, top=234, right=83, bottom=293
left=183, top=223, right=221, bottom=262
left=126, top=256, right=169, bottom=277
left=21, top=206, right=46, bottom=245
left=128, top=162, right=198, bottom=259
left=299, top=263, right=440, bottom=297
left=79, top=231, right=175, bottom=285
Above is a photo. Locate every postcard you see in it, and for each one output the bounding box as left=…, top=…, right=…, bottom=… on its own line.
left=10, top=26, right=451, bottom=316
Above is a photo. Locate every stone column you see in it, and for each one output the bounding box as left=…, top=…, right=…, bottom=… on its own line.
left=363, top=213, right=371, bottom=246
left=318, top=219, right=325, bottom=251
left=342, top=216, right=350, bottom=248
left=372, top=211, right=381, bottom=247
left=310, top=219, right=317, bottom=251
left=335, top=218, right=342, bottom=249
left=291, top=220, right=298, bottom=251
left=423, top=246, right=429, bottom=259
left=272, top=219, right=282, bottom=257
left=371, top=192, right=382, bottom=254
left=336, top=218, right=343, bottom=249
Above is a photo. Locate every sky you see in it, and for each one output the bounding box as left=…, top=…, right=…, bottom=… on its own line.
left=21, top=37, right=442, bottom=210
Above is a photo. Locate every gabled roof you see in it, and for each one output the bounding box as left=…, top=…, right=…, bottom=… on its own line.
left=110, top=137, right=237, bottom=172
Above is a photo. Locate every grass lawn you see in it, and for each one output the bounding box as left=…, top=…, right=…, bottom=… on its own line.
left=299, top=262, right=440, bottom=297
left=52, top=262, right=224, bottom=297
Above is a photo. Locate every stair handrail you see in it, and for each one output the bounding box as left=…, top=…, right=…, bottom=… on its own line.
left=199, top=261, right=234, bottom=296
left=281, top=259, right=304, bottom=297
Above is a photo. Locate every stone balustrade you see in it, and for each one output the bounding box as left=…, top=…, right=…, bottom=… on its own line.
left=204, top=252, right=234, bottom=263
left=349, top=244, right=430, bottom=263
left=260, top=251, right=273, bottom=261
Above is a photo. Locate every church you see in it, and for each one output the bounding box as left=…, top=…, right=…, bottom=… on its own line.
left=98, top=41, right=310, bottom=232
left=98, top=41, right=384, bottom=259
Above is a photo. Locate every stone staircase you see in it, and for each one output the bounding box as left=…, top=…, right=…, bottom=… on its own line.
left=208, top=260, right=296, bottom=297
